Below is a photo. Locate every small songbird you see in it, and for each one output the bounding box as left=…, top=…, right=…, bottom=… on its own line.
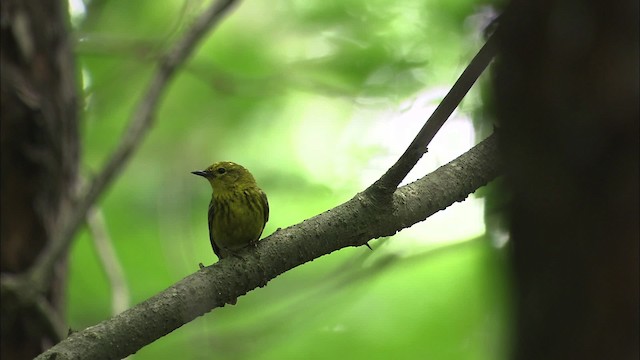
left=192, top=161, right=269, bottom=260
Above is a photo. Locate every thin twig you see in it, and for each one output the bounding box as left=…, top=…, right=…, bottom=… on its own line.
left=87, top=207, right=130, bottom=315
left=368, top=31, right=498, bottom=196
left=26, top=0, right=239, bottom=291
left=34, top=296, right=69, bottom=343
left=0, top=274, right=67, bottom=343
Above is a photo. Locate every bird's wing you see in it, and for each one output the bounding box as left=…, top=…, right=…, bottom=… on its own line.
left=260, top=189, right=269, bottom=225
left=207, top=201, right=222, bottom=259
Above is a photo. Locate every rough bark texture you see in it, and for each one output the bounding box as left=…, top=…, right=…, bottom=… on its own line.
left=0, top=0, right=79, bottom=358
left=494, top=0, right=639, bottom=359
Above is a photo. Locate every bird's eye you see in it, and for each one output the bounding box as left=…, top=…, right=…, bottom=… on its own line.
left=217, top=167, right=226, bottom=174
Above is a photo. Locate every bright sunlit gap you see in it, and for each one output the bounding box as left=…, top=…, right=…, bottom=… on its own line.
left=362, top=89, right=484, bottom=249
left=68, top=0, right=87, bottom=26
left=290, top=85, right=486, bottom=253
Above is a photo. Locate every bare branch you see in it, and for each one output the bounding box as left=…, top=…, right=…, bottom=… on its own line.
left=0, top=274, right=67, bottom=344
left=26, top=0, right=239, bottom=292
left=36, top=133, right=501, bottom=360
left=368, top=32, right=498, bottom=197
left=33, top=296, right=68, bottom=344
left=87, top=207, right=130, bottom=315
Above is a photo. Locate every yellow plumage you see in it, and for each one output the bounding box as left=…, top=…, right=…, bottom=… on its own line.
left=192, top=161, right=269, bottom=259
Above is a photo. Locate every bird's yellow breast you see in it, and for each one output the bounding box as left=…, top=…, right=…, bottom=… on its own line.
left=210, top=191, right=266, bottom=251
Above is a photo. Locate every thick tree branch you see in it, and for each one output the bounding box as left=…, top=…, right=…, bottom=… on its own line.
left=25, top=0, right=239, bottom=293
left=36, top=133, right=501, bottom=360
left=369, top=32, right=498, bottom=197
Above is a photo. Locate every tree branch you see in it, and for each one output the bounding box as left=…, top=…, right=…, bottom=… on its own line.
left=0, top=274, right=67, bottom=344
left=36, top=133, right=501, bottom=360
left=87, top=207, right=130, bottom=316
left=26, top=0, right=239, bottom=293
left=369, top=32, right=498, bottom=197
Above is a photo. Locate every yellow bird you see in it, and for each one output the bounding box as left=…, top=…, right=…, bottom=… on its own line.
left=192, top=161, right=269, bottom=259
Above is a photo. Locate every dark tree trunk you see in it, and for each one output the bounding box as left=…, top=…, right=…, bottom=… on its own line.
left=494, top=0, right=639, bottom=359
left=1, top=0, right=79, bottom=358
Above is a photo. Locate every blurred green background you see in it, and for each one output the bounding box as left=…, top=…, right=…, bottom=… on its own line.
left=66, top=0, right=511, bottom=359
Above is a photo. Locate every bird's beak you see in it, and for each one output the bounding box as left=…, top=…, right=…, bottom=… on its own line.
left=191, top=170, right=210, bottom=178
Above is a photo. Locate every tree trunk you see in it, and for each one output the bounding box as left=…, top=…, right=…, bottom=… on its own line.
left=1, top=0, right=79, bottom=358
left=494, top=0, right=639, bottom=359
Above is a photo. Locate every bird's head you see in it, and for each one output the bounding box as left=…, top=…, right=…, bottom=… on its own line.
left=192, top=161, right=257, bottom=193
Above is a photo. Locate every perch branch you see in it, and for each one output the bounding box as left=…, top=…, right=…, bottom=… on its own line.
left=36, top=133, right=501, bottom=360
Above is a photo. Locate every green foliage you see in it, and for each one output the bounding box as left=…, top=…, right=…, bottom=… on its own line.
left=67, top=0, right=508, bottom=359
